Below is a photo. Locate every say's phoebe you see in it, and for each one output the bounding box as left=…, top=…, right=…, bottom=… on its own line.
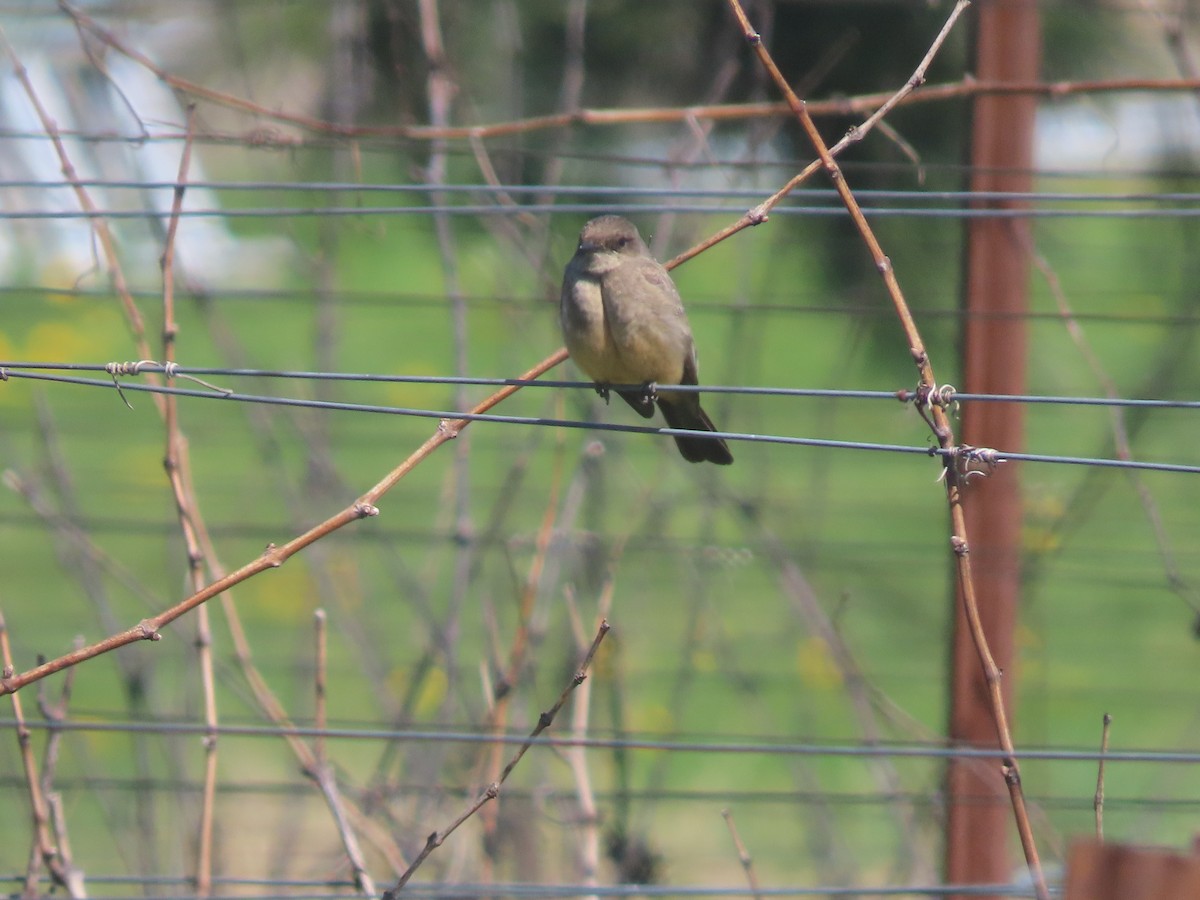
left=560, top=215, right=733, bottom=465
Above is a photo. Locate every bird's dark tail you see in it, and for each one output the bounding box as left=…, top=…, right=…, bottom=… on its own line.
left=658, top=399, right=733, bottom=465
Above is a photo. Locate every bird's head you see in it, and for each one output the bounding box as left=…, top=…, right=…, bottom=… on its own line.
left=576, top=215, right=648, bottom=257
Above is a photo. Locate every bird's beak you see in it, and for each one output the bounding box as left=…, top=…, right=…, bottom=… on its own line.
left=578, top=240, right=600, bottom=253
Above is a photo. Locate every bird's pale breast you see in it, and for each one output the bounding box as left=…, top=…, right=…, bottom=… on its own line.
left=561, top=275, right=625, bottom=383
left=560, top=251, right=693, bottom=387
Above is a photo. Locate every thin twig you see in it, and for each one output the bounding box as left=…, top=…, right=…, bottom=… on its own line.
left=0, top=611, right=73, bottom=895
left=562, top=541, right=624, bottom=895
left=1094, top=713, right=1112, bottom=841
left=473, top=431, right=569, bottom=865
left=310, top=766, right=378, bottom=896
left=13, top=417, right=163, bottom=872
left=36, top=639, right=86, bottom=899
left=3, top=348, right=557, bottom=882
left=45, top=793, right=86, bottom=898
left=732, top=496, right=936, bottom=881
left=722, top=3, right=1049, bottom=899
left=566, top=632, right=601, bottom=896
left=527, top=0, right=590, bottom=249
left=721, top=808, right=763, bottom=900
left=155, top=105, right=222, bottom=898
left=382, top=620, right=611, bottom=898
left=314, top=609, right=328, bottom=767
left=178, top=442, right=406, bottom=884
left=666, top=0, right=971, bottom=271
left=0, top=349, right=569, bottom=697
left=52, top=3, right=1200, bottom=144
left=28, top=395, right=162, bottom=653
left=412, top=6, right=484, bottom=879
left=1020, top=202, right=1200, bottom=620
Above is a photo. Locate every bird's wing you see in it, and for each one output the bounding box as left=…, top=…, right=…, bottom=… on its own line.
left=680, top=347, right=700, bottom=387
left=633, top=259, right=686, bottom=315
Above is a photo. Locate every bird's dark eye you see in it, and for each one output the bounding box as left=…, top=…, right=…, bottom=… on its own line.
left=615, top=237, right=630, bottom=249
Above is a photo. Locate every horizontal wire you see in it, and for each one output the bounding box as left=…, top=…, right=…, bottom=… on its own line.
left=0, top=368, right=934, bottom=455
left=3, top=369, right=1198, bottom=473
left=0, top=880, right=1041, bottom=899
left=6, top=362, right=1200, bottom=410
left=16, top=778, right=1200, bottom=819
left=4, top=717, right=1197, bottom=764
left=1, top=773, right=1192, bottom=812
left=5, top=202, right=1200, bottom=220
left=9, top=285, right=1200, bottom=328
left=12, top=178, right=1200, bottom=207
left=6, top=284, right=1200, bottom=328
left=0, top=126, right=1075, bottom=173
left=0, top=118, right=1196, bottom=186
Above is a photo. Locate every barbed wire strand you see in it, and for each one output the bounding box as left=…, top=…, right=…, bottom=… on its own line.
left=4, top=361, right=1200, bottom=410
left=5, top=717, right=1200, bottom=764
left=2, top=368, right=1196, bottom=474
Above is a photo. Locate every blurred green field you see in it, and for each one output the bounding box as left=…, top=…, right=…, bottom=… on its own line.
left=3, top=0, right=1200, bottom=888
left=3, top=165, right=1199, bottom=889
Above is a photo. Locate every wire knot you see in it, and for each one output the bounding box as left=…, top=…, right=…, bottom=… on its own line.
left=938, top=444, right=1003, bottom=483
left=907, top=381, right=958, bottom=413
left=104, top=359, right=231, bottom=409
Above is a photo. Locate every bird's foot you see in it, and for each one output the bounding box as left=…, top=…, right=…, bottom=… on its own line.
left=594, top=383, right=611, bottom=404
left=640, top=382, right=659, bottom=404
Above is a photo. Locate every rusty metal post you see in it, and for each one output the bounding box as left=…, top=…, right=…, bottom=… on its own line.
left=946, top=2, right=1042, bottom=898
left=1065, top=840, right=1200, bottom=899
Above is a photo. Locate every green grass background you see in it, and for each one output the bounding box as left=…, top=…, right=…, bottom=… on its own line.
left=3, top=169, right=1199, bottom=888
left=1, top=4, right=1200, bottom=881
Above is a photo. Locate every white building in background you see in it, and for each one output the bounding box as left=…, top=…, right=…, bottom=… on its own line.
left=0, top=10, right=293, bottom=291
left=1036, top=94, right=1200, bottom=172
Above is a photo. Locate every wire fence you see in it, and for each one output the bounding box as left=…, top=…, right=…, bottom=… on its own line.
left=2, top=1, right=1200, bottom=899
left=3, top=365, right=1198, bottom=474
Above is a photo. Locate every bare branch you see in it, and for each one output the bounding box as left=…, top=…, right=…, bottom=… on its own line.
left=382, top=620, right=611, bottom=897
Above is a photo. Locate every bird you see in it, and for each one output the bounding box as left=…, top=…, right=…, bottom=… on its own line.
left=559, top=215, right=733, bottom=465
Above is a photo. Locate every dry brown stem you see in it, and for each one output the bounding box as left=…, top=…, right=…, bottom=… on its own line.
left=410, top=3, right=491, bottom=879
left=566, top=639, right=601, bottom=893
left=5, top=346, right=551, bottom=883
left=562, top=540, right=624, bottom=893
left=1, top=359, right=534, bottom=880
left=1094, top=714, right=1112, bottom=841
left=471, top=435, right=569, bottom=873
left=311, top=766, right=377, bottom=896
left=0, top=348, right=569, bottom=697
left=0, top=612, right=77, bottom=896
left=35, top=649, right=85, bottom=898
left=4, top=6, right=1089, bottom=891
left=170, top=426, right=401, bottom=881
left=722, top=808, right=763, bottom=900
left=723, top=2, right=1049, bottom=898
left=154, top=105, right=222, bottom=897
left=51, top=3, right=1200, bottom=146
left=382, top=619, right=611, bottom=898
left=314, top=609, right=329, bottom=766
left=666, top=0, right=969, bottom=271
